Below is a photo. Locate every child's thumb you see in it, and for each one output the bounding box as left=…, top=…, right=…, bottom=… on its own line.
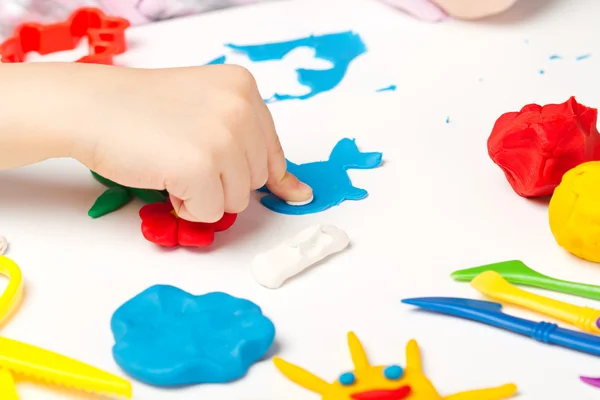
left=267, top=170, right=313, bottom=203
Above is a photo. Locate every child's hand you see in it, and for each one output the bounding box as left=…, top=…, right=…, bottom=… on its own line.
left=432, top=0, right=517, bottom=19
left=0, top=63, right=312, bottom=222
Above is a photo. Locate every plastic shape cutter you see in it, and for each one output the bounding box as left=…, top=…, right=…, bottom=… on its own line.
left=0, top=7, right=129, bottom=64
left=0, top=255, right=132, bottom=399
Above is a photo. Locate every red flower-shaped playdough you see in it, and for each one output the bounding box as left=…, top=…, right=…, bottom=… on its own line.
left=488, top=96, right=600, bottom=197
left=139, top=201, right=237, bottom=247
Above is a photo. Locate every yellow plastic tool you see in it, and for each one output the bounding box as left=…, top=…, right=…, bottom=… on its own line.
left=0, top=255, right=132, bottom=399
left=471, top=270, right=600, bottom=334
left=0, top=255, right=23, bottom=328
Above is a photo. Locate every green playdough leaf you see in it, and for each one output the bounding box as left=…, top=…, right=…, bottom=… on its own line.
left=130, top=188, right=168, bottom=204
left=91, top=171, right=122, bottom=188
left=90, top=170, right=168, bottom=215
left=88, top=186, right=133, bottom=218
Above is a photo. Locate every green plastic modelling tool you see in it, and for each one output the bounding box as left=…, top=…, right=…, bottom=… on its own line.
left=451, top=260, right=600, bottom=301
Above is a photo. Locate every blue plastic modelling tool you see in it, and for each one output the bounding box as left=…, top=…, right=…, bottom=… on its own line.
left=376, top=85, right=397, bottom=92
left=549, top=54, right=563, bottom=60
left=402, top=297, right=600, bottom=357
left=258, top=138, right=382, bottom=215
left=576, top=54, right=591, bottom=61
left=225, top=31, right=366, bottom=102
left=111, top=285, right=275, bottom=387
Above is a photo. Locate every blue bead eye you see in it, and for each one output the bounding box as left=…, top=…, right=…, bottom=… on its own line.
left=339, top=372, right=356, bottom=386
left=383, top=365, right=404, bottom=380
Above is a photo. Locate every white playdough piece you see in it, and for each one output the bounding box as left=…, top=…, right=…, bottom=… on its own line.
left=0, top=236, right=8, bottom=255
left=286, top=195, right=314, bottom=207
left=251, top=224, right=349, bottom=289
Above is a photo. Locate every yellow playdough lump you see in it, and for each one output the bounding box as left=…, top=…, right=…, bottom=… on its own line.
left=549, top=161, right=600, bottom=262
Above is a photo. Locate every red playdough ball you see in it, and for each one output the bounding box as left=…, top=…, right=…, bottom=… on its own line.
left=488, top=96, right=600, bottom=197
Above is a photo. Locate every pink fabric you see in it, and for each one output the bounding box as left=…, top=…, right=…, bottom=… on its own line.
left=0, top=0, right=448, bottom=39
left=0, top=0, right=267, bottom=37
left=99, top=0, right=271, bottom=23
left=379, top=0, right=448, bottom=21
left=99, top=0, right=154, bottom=24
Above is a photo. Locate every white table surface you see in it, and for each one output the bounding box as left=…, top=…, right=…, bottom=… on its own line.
left=3, top=0, right=600, bottom=398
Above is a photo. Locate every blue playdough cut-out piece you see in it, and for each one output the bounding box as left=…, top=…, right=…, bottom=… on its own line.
left=258, top=138, right=382, bottom=215
left=225, top=31, right=366, bottom=102
left=110, top=285, right=275, bottom=387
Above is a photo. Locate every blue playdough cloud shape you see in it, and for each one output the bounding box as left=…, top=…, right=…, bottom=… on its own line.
left=258, top=138, right=382, bottom=215
left=110, top=285, right=275, bottom=387
left=206, top=31, right=366, bottom=102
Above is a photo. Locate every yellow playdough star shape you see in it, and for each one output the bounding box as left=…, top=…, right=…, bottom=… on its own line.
left=274, top=332, right=517, bottom=400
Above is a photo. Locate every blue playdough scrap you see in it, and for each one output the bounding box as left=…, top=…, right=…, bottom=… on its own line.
left=111, top=285, right=275, bottom=387
left=216, top=31, right=366, bottom=102
left=207, top=55, right=227, bottom=64
left=376, top=84, right=397, bottom=92
left=258, top=138, right=382, bottom=215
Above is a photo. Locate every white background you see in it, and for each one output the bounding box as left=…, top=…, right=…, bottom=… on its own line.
left=3, top=0, right=600, bottom=398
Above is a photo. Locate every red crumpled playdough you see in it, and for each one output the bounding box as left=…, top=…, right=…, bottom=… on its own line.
left=139, top=201, right=237, bottom=247
left=488, top=96, right=600, bottom=197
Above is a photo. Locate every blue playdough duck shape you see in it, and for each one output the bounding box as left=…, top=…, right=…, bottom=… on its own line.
left=110, top=285, right=275, bottom=387
left=259, top=138, right=382, bottom=215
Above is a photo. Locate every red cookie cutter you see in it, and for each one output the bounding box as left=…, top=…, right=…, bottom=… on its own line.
left=0, top=8, right=130, bottom=65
